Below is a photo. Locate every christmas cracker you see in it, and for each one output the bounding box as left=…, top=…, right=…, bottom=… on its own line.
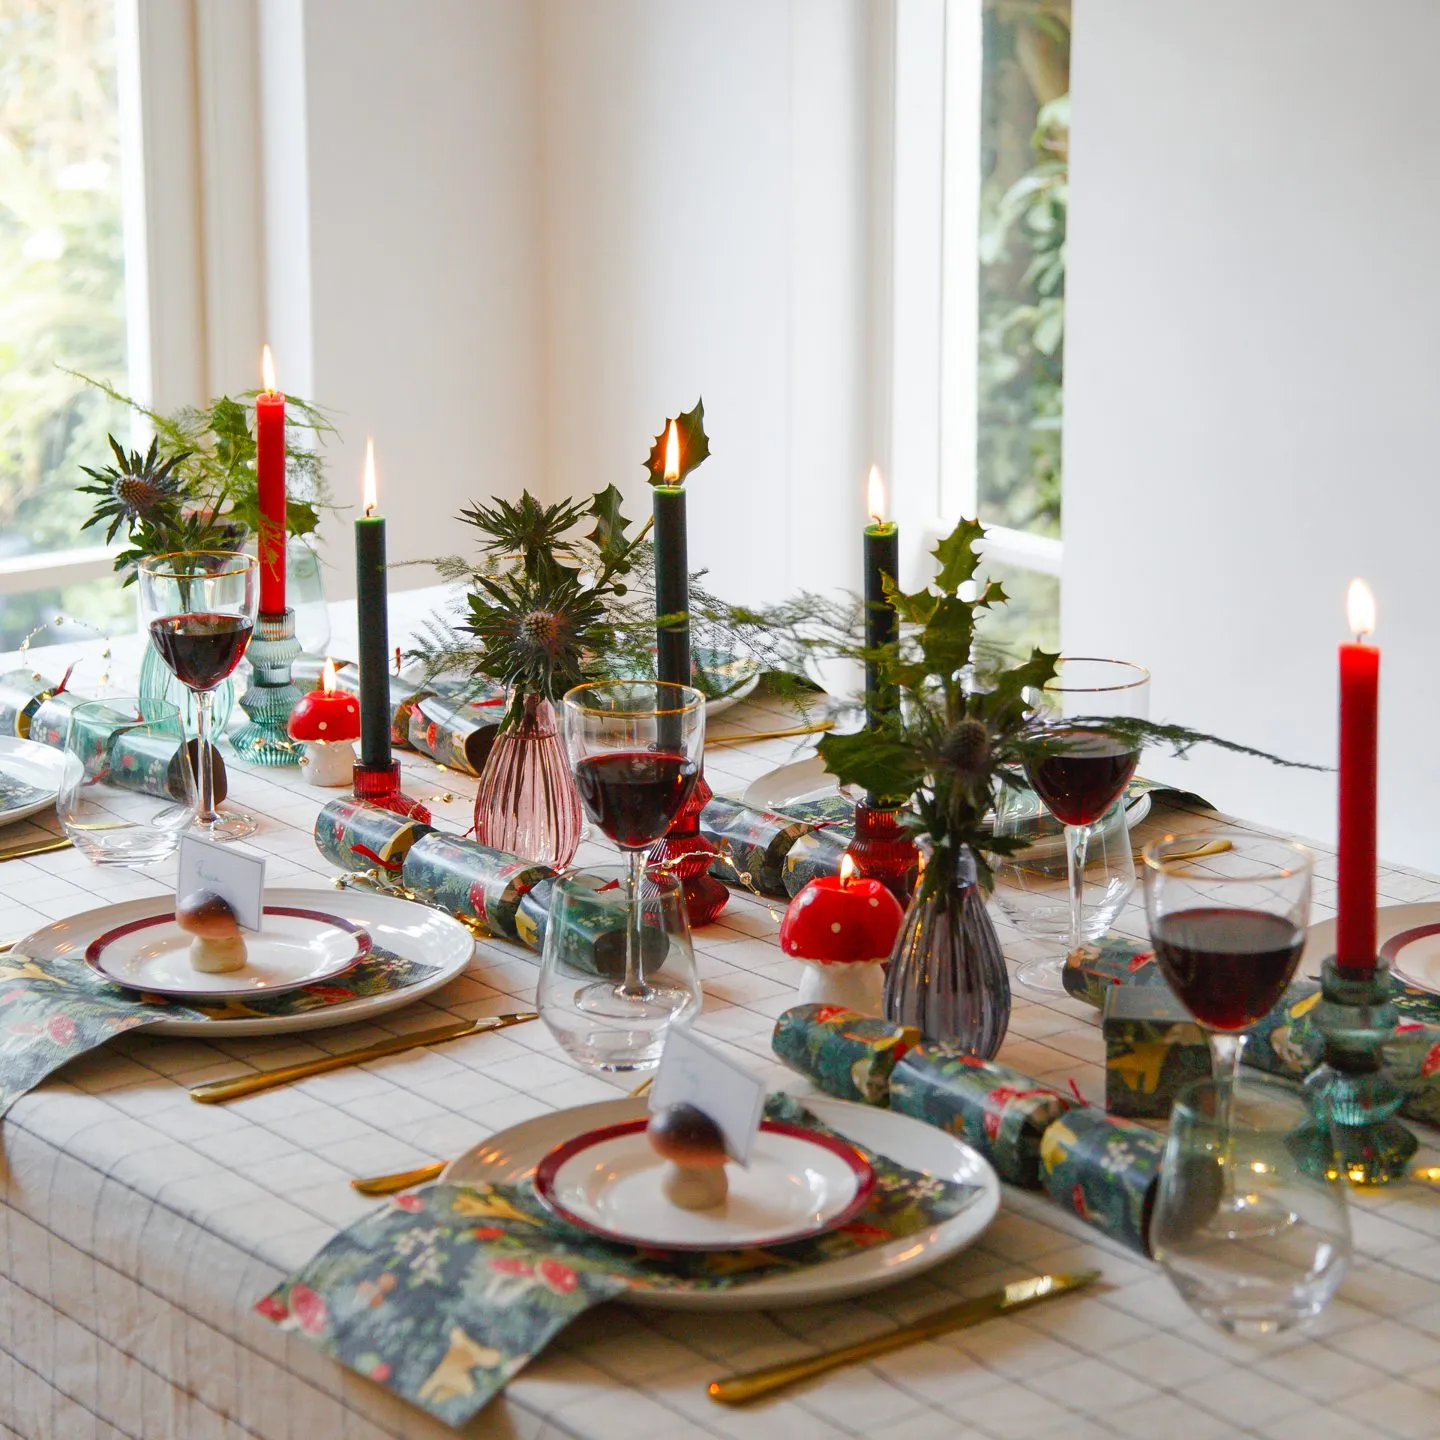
left=313, top=797, right=435, bottom=873
left=699, top=796, right=850, bottom=897
left=407, top=691, right=505, bottom=775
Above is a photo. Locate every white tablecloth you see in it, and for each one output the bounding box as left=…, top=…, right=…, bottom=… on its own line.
left=6, top=602, right=1440, bottom=1440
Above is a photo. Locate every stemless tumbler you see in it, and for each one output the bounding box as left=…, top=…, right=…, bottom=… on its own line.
left=1152, top=1072, right=1351, bottom=1337
left=537, top=865, right=702, bottom=1072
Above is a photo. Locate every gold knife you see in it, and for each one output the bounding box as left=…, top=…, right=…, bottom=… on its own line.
left=707, top=1270, right=1100, bottom=1405
left=189, top=1012, right=539, bottom=1104
left=0, top=836, right=73, bottom=862
left=707, top=720, right=835, bottom=747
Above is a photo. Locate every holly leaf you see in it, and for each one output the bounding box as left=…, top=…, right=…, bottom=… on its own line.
left=586, top=484, right=631, bottom=560
left=286, top=498, right=320, bottom=538
left=919, top=595, right=976, bottom=677
left=816, top=730, right=926, bottom=804
left=644, top=398, right=711, bottom=485
left=932, top=518, right=985, bottom=594
left=975, top=647, right=1060, bottom=732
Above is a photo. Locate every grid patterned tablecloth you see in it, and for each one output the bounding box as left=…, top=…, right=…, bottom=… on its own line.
left=6, top=629, right=1440, bottom=1439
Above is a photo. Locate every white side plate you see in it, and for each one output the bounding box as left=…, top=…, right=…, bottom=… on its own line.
left=0, top=735, right=78, bottom=827
left=1306, top=901, right=1440, bottom=994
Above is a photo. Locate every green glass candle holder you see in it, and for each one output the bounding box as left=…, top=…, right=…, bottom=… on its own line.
left=231, top=609, right=303, bottom=766
left=1294, top=956, right=1417, bottom=1186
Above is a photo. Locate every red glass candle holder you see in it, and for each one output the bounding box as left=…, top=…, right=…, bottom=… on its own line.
left=647, top=768, right=728, bottom=927
left=846, top=798, right=919, bottom=903
left=353, top=760, right=432, bottom=824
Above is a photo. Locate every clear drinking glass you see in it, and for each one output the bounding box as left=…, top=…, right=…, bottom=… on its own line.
left=537, top=865, right=702, bottom=1071
left=57, top=698, right=196, bottom=864
left=1153, top=1073, right=1351, bottom=1337
left=1017, top=657, right=1150, bottom=992
left=137, top=551, right=259, bottom=841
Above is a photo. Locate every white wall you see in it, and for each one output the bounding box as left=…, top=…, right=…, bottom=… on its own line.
left=1064, top=0, right=1440, bottom=871
left=263, top=0, right=543, bottom=600
left=536, top=0, right=872, bottom=603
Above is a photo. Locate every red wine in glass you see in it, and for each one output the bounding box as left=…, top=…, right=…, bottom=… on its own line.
left=148, top=614, right=255, bottom=691
left=1026, top=728, right=1140, bottom=826
left=1151, top=907, right=1304, bottom=1031
left=574, top=751, right=698, bottom=850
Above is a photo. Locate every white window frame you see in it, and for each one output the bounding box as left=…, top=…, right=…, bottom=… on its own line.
left=884, top=0, right=1063, bottom=585
left=0, top=0, right=262, bottom=600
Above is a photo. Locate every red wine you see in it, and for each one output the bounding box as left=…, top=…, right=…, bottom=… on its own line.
left=1152, top=907, right=1304, bottom=1031
left=149, top=613, right=254, bottom=691
left=574, top=751, right=698, bottom=849
left=1025, top=729, right=1139, bottom=826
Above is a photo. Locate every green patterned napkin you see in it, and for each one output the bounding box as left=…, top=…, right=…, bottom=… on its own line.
left=256, top=1092, right=982, bottom=1429
left=0, top=770, right=51, bottom=813
left=0, top=943, right=438, bottom=1119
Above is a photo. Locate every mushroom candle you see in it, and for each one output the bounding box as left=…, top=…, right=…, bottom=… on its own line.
left=289, top=659, right=362, bottom=786
left=780, top=856, right=905, bottom=1015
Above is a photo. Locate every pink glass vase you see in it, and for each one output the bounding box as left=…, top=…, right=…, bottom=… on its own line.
left=473, top=692, right=583, bottom=869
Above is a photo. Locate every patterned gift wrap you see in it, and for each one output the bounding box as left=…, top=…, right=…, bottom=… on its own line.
left=888, top=1045, right=1078, bottom=1187
left=700, top=797, right=815, bottom=895
left=256, top=1092, right=982, bottom=1430
left=0, top=669, right=54, bottom=738
left=1103, top=986, right=1211, bottom=1120
left=514, top=874, right=656, bottom=976
left=1038, top=1106, right=1162, bottom=1256
left=401, top=834, right=553, bottom=942
left=771, top=1004, right=920, bottom=1105
left=1062, top=932, right=1169, bottom=1008
left=31, top=693, right=226, bottom=804
left=314, top=798, right=435, bottom=874
left=782, top=825, right=853, bottom=896
left=407, top=691, right=505, bottom=775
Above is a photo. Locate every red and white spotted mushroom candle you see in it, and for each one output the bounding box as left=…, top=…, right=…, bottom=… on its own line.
left=779, top=855, right=905, bottom=1015
left=288, top=658, right=362, bottom=786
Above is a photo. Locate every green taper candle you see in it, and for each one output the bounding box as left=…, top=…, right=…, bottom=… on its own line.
left=355, top=437, right=392, bottom=770
left=864, top=466, right=899, bottom=731
left=653, top=420, right=690, bottom=688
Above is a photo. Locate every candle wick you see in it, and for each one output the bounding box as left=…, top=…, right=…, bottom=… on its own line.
left=365, top=504, right=375, bottom=519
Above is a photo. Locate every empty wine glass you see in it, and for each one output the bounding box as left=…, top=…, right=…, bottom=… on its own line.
left=138, top=551, right=258, bottom=841
left=537, top=865, right=702, bottom=1071
left=57, top=698, right=196, bottom=864
left=1017, top=657, right=1150, bottom=992
left=1153, top=1072, right=1351, bottom=1337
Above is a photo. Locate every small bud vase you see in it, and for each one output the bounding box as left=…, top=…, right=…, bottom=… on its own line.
left=473, top=691, right=583, bottom=870
left=885, top=844, right=1010, bottom=1059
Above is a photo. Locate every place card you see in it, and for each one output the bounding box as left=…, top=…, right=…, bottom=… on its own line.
left=177, top=835, right=266, bottom=933
left=649, top=1027, right=765, bottom=1165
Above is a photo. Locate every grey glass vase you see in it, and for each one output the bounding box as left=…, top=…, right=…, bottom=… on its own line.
left=884, top=845, right=1010, bottom=1058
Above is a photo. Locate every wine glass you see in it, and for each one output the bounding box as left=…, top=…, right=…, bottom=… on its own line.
left=56, top=698, right=197, bottom=864
left=138, top=551, right=259, bottom=841
left=1152, top=1071, right=1350, bottom=1336
left=1143, top=831, right=1312, bottom=1125
left=561, top=681, right=705, bottom=1060
left=537, top=864, right=702, bottom=1071
left=1017, top=657, right=1150, bottom=992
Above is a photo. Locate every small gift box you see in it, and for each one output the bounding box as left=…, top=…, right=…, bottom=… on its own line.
left=1103, top=986, right=1211, bottom=1119
left=400, top=834, right=553, bottom=943
left=771, top=1004, right=919, bottom=1105
left=1039, top=1107, right=1162, bottom=1256
left=1062, top=932, right=1169, bottom=1008
left=888, top=1045, right=1077, bottom=1187
left=314, top=798, right=434, bottom=874
left=407, top=691, right=505, bottom=775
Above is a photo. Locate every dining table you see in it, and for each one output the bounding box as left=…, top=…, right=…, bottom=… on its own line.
left=5, top=587, right=1440, bottom=1440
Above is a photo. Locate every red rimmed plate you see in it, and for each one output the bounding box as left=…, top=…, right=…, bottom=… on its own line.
left=84, top=904, right=370, bottom=1000
left=533, top=1118, right=875, bottom=1251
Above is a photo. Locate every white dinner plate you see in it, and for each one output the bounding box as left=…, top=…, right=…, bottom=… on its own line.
left=533, top=1117, right=874, bottom=1250
left=1305, top=902, right=1440, bottom=992
left=444, top=1094, right=999, bottom=1310
left=0, top=735, right=77, bottom=828
left=19, top=887, right=475, bottom=1036
left=85, top=904, right=370, bottom=1000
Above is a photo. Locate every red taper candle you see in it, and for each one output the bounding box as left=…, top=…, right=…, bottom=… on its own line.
left=256, top=344, right=287, bottom=615
left=1336, top=578, right=1378, bottom=970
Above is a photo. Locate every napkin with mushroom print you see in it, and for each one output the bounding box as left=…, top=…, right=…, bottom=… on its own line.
left=256, top=1092, right=982, bottom=1429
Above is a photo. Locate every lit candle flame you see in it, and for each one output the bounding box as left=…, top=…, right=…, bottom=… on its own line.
left=664, top=420, right=680, bottom=482
left=362, top=437, right=377, bottom=516
left=867, top=465, right=887, bottom=524
left=261, top=344, right=277, bottom=394
left=322, top=657, right=337, bottom=695
left=1347, top=578, right=1375, bottom=641
left=839, top=853, right=856, bottom=887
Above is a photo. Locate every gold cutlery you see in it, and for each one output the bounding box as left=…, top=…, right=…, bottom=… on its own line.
left=707, top=720, right=835, bottom=747
left=351, top=1070, right=657, bottom=1195
left=0, top=836, right=72, bottom=862
left=1132, top=838, right=1232, bottom=866
left=190, top=1012, right=539, bottom=1104
left=706, top=1270, right=1100, bottom=1405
